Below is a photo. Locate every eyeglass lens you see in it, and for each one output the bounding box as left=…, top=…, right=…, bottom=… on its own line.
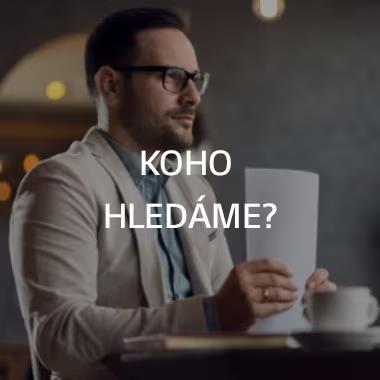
left=164, top=68, right=208, bottom=95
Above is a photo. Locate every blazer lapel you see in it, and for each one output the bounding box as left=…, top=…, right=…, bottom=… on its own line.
left=166, top=175, right=213, bottom=296
left=82, top=127, right=166, bottom=307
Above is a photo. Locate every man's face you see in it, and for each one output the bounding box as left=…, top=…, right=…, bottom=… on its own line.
left=115, top=28, right=202, bottom=152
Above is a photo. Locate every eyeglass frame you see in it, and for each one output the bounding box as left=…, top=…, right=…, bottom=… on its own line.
left=110, top=64, right=210, bottom=96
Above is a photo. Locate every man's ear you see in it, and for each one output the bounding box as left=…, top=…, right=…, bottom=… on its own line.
left=94, top=66, right=122, bottom=107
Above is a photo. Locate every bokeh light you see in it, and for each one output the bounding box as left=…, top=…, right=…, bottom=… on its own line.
left=45, top=80, right=67, bottom=100
left=23, top=154, right=40, bottom=173
left=0, top=181, right=12, bottom=202
left=252, top=0, right=285, bottom=21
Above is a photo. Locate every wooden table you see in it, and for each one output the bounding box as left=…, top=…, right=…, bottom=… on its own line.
left=0, top=345, right=29, bottom=380
left=106, top=348, right=380, bottom=379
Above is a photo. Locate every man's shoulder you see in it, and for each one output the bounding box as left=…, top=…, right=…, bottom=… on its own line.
left=15, top=131, right=104, bottom=199
left=25, top=140, right=93, bottom=180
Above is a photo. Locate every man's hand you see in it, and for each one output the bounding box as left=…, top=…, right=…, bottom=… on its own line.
left=302, top=268, right=337, bottom=305
left=213, top=258, right=298, bottom=331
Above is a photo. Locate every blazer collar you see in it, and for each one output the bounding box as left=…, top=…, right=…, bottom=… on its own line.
left=82, top=126, right=213, bottom=303
left=83, top=127, right=167, bottom=306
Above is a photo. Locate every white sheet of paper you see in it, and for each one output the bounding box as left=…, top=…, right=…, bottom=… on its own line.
left=245, top=168, right=319, bottom=333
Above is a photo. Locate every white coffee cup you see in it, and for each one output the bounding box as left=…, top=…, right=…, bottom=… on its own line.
left=305, top=286, right=379, bottom=331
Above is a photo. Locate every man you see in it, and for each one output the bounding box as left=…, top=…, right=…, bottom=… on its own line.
left=9, top=7, right=335, bottom=380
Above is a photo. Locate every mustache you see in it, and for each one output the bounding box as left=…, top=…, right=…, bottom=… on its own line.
left=167, top=108, right=197, bottom=117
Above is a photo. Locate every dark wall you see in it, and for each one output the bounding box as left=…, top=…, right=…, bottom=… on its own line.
left=199, top=0, right=380, bottom=289
left=1, top=0, right=380, bottom=342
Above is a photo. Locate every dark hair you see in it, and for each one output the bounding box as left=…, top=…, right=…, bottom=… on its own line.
left=85, top=7, right=187, bottom=97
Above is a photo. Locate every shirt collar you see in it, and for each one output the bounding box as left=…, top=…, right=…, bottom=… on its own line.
left=98, top=129, right=173, bottom=188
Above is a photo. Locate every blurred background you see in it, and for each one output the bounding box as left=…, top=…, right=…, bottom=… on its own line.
left=1, top=0, right=380, bottom=373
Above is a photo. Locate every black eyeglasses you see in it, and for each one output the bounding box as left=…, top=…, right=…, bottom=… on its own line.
left=110, top=65, right=210, bottom=96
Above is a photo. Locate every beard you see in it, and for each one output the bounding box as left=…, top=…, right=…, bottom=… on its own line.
left=119, top=105, right=195, bottom=153
left=158, top=120, right=194, bottom=152
left=162, top=106, right=196, bottom=151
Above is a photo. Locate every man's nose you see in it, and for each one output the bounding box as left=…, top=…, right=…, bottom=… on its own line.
left=179, top=79, right=201, bottom=107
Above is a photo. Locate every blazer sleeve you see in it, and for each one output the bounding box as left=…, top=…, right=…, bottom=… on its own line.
left=9, top=160, right=209, bottom=380
left=198, top=176, right=234, bottom=293
left=210, top=230, right=234, bottom=292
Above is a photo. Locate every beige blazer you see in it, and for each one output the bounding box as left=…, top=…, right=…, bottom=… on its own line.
left=9, top=127, right=233, bottom=380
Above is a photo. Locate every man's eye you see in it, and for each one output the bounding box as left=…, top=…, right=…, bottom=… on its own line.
left=167, top=69, right=186, bottom=81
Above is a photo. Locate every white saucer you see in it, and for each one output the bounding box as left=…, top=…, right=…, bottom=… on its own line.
left=292, top=328, right=380, bottom=351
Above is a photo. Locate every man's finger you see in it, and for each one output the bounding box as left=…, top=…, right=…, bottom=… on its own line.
left=246, top=258, right=293, bottom=277
left=248, top=287, right=298, bottom=303
left=301, top=281, right=337, bottom=304
left=306, top=268, right=329, bottom=289
left=314, top=281, right=337, bottom=292
left=250, top=273, right=298, bottom=291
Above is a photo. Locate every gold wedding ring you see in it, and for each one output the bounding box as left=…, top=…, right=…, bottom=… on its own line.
left=263, top=288, right=271, bottom=302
